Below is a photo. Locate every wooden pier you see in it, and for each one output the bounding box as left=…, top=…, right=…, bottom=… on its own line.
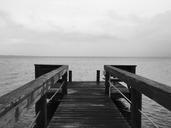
left=0, top=64, right=171, bottom=128
left=48, top=81, right=130, bottom=128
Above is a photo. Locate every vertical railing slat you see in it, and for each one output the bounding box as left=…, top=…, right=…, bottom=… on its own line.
left=62, top=72, right=68, bottom=95
left=69, top=70, right=72, bottom=82
left=131, top=88, right=142, bottom=128
left=105, top=71, right=110, bottom=95
left=96, top=70, right=100, bottom=83
left=35, top=94, right=47, bottom=128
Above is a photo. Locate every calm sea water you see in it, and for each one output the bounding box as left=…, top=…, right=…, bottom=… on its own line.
left=0, top=56, right=171, bottom=128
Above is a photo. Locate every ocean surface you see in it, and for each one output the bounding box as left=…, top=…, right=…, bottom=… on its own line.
left=0, top=56, right=171, bottom=128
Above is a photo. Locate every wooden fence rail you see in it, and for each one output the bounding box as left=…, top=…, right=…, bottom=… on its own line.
left=104, top=65, right=171, bottom=128
left=0, top=65, right=68, bottom=128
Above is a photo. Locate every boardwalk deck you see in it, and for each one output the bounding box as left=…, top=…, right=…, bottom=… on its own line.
left=48, top=81, right=130, bottom=128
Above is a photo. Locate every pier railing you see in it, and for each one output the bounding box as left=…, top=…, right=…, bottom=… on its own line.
left=0, top=65, right=68, bottom=128
left=104, top=65, right=171, bottom=128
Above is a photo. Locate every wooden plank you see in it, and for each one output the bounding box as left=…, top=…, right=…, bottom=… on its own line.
left=104, top=65, right=171, bottom=111
left=48, top=82, right=130, bottom=128
left=0, top=65, right=68, bottom=128
left=34, top=64, right=62, bottom=78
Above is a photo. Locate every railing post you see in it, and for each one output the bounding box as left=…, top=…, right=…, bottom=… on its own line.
left=105, top=71, right=110, bottom=95
left=131, top=88, right=142, bottom=128
left=62, top=72, right=68, bottom=95
left=69, top=70, right=72, bottom=82
left=35, top=94, right=47, bottom=128
left=96, top=70, right=100, bottom=83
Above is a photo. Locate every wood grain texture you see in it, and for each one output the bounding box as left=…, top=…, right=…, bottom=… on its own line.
left=48, top=82, right=130, bottom=128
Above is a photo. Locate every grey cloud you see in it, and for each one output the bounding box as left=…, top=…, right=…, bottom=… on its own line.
left=135, top=11, right=171, bottom=40
left=0, top=10, right=120, bottom=45
left=1, top=9, right=171, bottom=57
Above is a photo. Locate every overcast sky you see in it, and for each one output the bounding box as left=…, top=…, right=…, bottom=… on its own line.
left=0, top=0, right=171, bottom=57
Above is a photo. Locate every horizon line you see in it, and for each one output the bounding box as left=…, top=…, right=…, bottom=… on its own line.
left=0, top=54, right=171, bottom=58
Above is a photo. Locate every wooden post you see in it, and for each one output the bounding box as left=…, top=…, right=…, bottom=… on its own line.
left=105, top=71, right=110, bottom=95
left=35, top=94, right=47, bottom=128
left=69, top=70, right=72, bottom=82
left=96, top=70, right=100, bottom=83
left=62, top=72, right=68, bottom=95
left=131, top=88, right=142, bottom=128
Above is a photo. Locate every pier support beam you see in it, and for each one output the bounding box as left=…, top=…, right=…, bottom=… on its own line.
left=35, top=94, right=47, bottom=128
left=131, top=88, right=142, bottom=128
left=105, top=72, right=110, bottom=95
left=62, top=72, right=68, bottom=95
left=96, top=70, right=100, bottom=83
left=69, top=70, right=72, bottom=82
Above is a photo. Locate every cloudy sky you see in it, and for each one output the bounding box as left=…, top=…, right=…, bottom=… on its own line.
left=0, top=0, right=171, bottom=57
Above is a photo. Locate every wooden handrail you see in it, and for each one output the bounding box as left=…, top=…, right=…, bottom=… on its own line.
left=104, top=65, right=171, bottom=128
left=0, top=65, right=68, bottom=128
left=104, top=65, right=171, bottom=111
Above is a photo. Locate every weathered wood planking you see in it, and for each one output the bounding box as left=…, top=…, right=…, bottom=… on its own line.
left=0, top=65, right=68, bottom=128
left=104, top=65, right=171, bottom=111
left=48, top=82, right=130, bottom=128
